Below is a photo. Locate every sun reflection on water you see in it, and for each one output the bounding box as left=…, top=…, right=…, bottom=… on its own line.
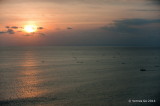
left=16, top=51, right=46, bottom=99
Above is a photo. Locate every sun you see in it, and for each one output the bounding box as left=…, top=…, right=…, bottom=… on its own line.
left=24, top=25, right=37, bottom=33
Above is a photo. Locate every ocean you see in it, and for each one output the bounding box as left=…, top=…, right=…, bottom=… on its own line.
left=0, top=46, right=160, bottom=106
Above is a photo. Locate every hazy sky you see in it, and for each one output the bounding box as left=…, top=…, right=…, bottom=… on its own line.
left=0, top=0, right=160, bottom=46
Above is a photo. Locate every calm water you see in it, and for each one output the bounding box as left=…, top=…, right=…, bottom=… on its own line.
left=0, top=46, right=160, bottom=106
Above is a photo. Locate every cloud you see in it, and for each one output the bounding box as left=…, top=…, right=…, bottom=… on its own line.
left=0, top=31, right=6, bottom=34
left=39, top=33, right=46, bottom=36
left=7, top=29, right=15, bottom=34
left=5, top=26, right=10, bottom=28
left=101, top=18, right=160, bottom=34
left=37, top=27, right=44, bottom=30
left=1, top=25, right=46, bottom=35
left=114, top=19, right=160, bottom=25
left=11, top=26, right=18, bottom=29
left=0, top=29, right=15, bottom=34
left=67, top=27, right=73, bottom=30
left=149, top=0, right=160, bottom=5
left=133, top=9, right=160, bottom=11
left=99, top=18, right=160, bottom=46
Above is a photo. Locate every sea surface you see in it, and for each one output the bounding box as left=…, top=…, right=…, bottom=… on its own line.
left=0, top=46, right=160, bottom=106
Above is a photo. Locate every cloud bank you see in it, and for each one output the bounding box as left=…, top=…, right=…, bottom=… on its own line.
left=102, top=19, right=160, bottom=34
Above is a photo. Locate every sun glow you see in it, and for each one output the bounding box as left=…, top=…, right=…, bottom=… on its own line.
left=24, top=25, right=37, bottom=33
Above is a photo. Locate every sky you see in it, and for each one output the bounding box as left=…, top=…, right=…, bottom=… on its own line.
left=0, top=0, right=160, bottom=46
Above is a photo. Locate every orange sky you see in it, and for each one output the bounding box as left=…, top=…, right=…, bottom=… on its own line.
left=0, top=0, right=160, bottom=46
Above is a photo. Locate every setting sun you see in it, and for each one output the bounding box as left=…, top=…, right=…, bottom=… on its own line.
left=24, top=25, right=37, bottom=33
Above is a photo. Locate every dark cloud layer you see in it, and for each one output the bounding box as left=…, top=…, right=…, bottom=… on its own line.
left=98, top=18, right=160, bottom=46
left=102, top=19, right=160, bottom=34
left=150, top=0, right=160, bottom=5
left=134, top=9, right=160, bottom=11
left=114, top=19, right=160, bottom=25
